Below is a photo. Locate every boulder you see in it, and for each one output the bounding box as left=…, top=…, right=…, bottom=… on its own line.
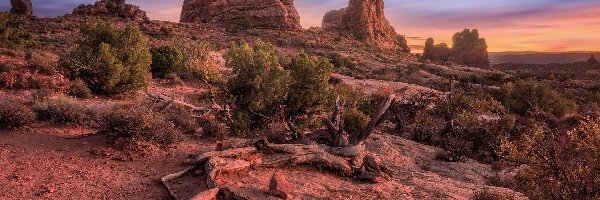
left=180, top=0, right=301, bottom=30
left=323, top=0, right=409, bottom=52
left=268, top=173, right=291, bottom=199
left=72, top=0, right=148, bottom=21
left=10, top=0, right=33, bottom=16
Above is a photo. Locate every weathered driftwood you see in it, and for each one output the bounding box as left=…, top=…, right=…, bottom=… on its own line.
left=159, top=94, right=396, bottom=200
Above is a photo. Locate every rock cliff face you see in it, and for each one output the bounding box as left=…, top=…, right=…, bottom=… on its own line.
left=10, top=0, right=33, bottom=16
left=180, top=0, right=301, bottom=30
left=72, top=0, right=148, bottom=21
left=323, top=0, right=409, bottom=52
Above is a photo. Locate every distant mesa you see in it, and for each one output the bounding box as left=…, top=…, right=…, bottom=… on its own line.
left=180, top=0, right=301, bottom=30
left=10, top=0, right=33, bottom=16
left=322, top=0, right=410, bottom=52
left=587, top=55, right=599, bottom=65
left=72, top=0, right=148, bottom=21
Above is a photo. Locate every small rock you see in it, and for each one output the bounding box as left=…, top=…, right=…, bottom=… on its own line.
left=268, top=173, right=291, bottom=199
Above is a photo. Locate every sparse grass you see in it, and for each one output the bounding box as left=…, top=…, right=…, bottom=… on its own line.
left=0, top=98, right=35, bottom=129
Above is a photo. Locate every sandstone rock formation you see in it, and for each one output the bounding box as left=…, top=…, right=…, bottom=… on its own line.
left=72, top=0, right=148, bottom=21
left=10, top=0, right=33, bottom=16
left=323, top=0, right=410, bottom=52
left=322, top=8, right=346, bottom=29
left=180, top=0, right=301, bottom=30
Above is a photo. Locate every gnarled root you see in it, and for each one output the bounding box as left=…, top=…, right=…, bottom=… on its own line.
left=159, top=141, right=373, bottom=199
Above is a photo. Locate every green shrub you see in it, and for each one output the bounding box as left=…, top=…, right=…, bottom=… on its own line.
left=35, top=98, right=90, bottom=125
left=326, top=52, right=355, bottom=69
left=67, top=79, right=93, bottom=99
left=285, top=52, right=333, bottom=121
left=343, top=108, right=370, bottom=136
left=496, top=80, right=576, bottom=118
left=101, top=107, right=182, bottom=146
left=150, top=45, right=185, bottom=78
left=0, top=13, right=33, bottom=50
left=226, top=40, right=289, bottom=134
left=59, top=20, right=151, bottom=95
left=0, top=98, right=35, bottom=128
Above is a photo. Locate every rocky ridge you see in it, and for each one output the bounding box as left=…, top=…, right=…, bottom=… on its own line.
left=180, top=0, right=301, bottom=30
left=71, top=0, right=148, bottom=21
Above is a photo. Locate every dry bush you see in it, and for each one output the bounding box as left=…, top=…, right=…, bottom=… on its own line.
left=502, top=117, right=600, bottom=199
left=471, top=189, right=515, bottom=200
left=34, top=98, right=90, bottom=125
left=164, top=73, right=184, bottom=85
left=163, top=105, right=198, bottom=135
left=178, top=41, right=223, bottom=82
left=101, top=107, right=182, bottom=146
left=0, top=98, right=35, bottom=129
left=198, top=114, right=228, bottom=139
left=67, top=79, right=93, bottom=99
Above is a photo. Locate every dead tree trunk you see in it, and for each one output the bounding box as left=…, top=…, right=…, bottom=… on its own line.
left=160, top=94, right=396, bottom=199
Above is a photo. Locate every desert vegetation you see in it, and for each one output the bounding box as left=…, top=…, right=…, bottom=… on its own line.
left=1, top=1, right=598, bottom=199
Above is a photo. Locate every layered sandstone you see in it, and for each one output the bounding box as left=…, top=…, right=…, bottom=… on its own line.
left=180, top=0, right=301, bottom=30
left=323, top=0, right=409, bottom=52
left=72, top=0, right=148, bottom=21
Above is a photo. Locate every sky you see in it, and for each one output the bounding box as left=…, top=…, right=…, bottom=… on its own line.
left=1, top=0, right=599, bottom=52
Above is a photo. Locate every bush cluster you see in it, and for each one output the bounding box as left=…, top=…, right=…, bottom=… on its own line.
left=101, top=107, right=182, bottom=146
left=501, top=117, right=600, bottom=199
left=495, top=80, right=576, bottom=118
left=225, top=41, right=333, bottom=134
left=59, top=20, right=151, bottom=95
left=0, top=13, right=33, bottom=50
left=0, top=98, right=35, bottom=129
left=34, top=98, right=90, bottom=125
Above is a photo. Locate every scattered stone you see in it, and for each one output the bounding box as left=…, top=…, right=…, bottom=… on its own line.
left=268, top=173, right=291, bottom=199
left=72, top=0, right=148, bottom=21
left=10, top=0, right=33, bottom=16
left=180, top=0, right=301, bottom=30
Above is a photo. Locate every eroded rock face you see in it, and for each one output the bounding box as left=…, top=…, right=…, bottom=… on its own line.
left=322, top=8, right=346, bottom=29
left=10, top=0, right=33, bottom=16
left=180, top=0, right=301, bottom=30
left=323, top=0, right=409, bottom=52
left=72, top=0, right=148, bottom=21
